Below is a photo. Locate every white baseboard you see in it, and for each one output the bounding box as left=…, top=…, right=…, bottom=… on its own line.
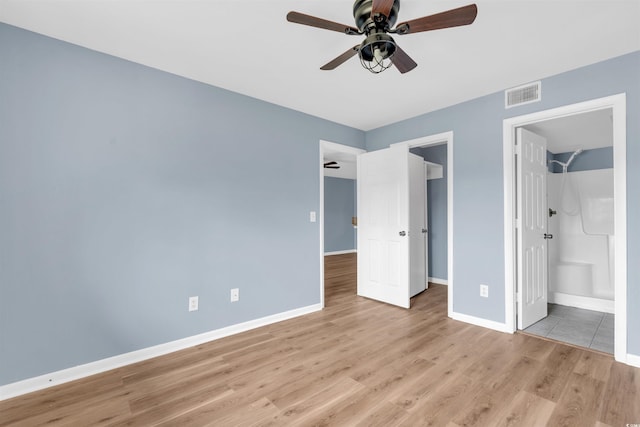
left=626, top=353, right=640, bottom=368
left=324, top=249, right=356, bottom=256
left=549, top=292, right=614, bottom=313
left=0, top=303, right=322, bottom=401
left=450, top=311, right=512, bottom=333
left=428, top=277, right=448, bottom=285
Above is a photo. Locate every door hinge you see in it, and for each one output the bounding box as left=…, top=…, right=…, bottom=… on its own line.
left=514, top=143, right=521, bottom=156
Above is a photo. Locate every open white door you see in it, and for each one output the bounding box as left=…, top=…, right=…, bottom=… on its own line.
left=517, top=128, right=549, bottom=329
left=409, top=154, right=427, bottom=297
left=357, top=145, right=410, bottom=308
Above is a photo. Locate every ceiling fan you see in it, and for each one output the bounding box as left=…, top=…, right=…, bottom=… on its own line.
left=324, top=161, right=340, bottom=169
left=287, top=0, right=477, bottom=74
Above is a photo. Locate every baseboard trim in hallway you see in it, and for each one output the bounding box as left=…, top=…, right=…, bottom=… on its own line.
left=324, top=249, right=357, bottom=256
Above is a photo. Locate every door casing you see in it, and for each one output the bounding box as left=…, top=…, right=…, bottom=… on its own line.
left=502, top=94, right=627, bottom=363
left=390, top=131, right=453, bottom=316
left=320, top=132, right=453, bottom=314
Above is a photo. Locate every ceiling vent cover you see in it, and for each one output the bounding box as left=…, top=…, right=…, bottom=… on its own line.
left=505, top=81, right=541, bottom=108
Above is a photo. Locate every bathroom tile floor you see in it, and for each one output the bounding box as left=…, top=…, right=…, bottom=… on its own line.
left=523, top=303, right=614, bottom=354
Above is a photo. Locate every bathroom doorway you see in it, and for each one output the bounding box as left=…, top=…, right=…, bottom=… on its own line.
left=503, top=94, right=627, bottom=362
left=521, top=109, right=614, bottom=353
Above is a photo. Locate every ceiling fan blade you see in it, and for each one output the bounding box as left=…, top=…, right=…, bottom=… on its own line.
left=320, top=46, right=360, bottom=70
left=287, top=11, right=360, bottom=35
left=325, top=165, right=340, bottom=169
left=371, top=0, right=395, bottom=19
left=395, top=4, right=477, bottom=34
left=391, top=45, right=417, bottom=74
left=324, top=161, right=338, bottom=166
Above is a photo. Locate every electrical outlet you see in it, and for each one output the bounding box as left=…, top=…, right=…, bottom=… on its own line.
left=230, top=288, right=239, bottom=302
left=309, top=211, right=316, bottom=222
left=189, top=296, right=199, bottom=311
left=480, top=284, right=489, bottom=298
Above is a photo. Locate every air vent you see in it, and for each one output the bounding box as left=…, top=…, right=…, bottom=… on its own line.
left=505, top=81, right=541, bottom=108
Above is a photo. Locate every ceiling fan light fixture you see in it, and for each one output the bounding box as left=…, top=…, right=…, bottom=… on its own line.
left=359, top=33, right=396, bottom=73
left=287, top=1, right=478, bottom=74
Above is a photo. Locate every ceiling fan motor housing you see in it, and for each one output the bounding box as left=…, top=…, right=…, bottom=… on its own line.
left=353, top=0, right=400, bottom=33
left=360, top=32, right=396, bottom=61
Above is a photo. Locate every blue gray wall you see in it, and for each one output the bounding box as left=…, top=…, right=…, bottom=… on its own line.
left=0, top=23, right=365, bottom=385
left=411, top=145, right=448, bottom=280
left=367, top=50, right=640, bottom=355
left=324, top=177, right=356, bottom=253
left=1, top=20, right=639, bottom=387
left=549, top=147, right=613, bottom=173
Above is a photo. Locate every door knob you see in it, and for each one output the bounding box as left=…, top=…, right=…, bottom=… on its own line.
left=544, top=233, right=553, bottom=239
left=422, top=228, right=428, bottom=234
left=399, top=231, right=406, bottom=236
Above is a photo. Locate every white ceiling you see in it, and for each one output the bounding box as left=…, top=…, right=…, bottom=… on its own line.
left=324, top=160, right=357, bottom=179
left=323, top=144, right=360, bottom=179
left=1, top=1, right=639, bottom=131
left=524, top=108, right=613, bottom=154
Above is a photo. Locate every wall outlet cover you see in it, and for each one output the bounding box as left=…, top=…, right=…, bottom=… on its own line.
left=230, top=288, right=239, bottom=302
left=480, top=285, right=489, bottom=298
left=189, top=296, right=199, bottom=311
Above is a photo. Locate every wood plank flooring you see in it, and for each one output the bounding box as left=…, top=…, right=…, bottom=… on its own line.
left=1, top=252, right=639, bottom=426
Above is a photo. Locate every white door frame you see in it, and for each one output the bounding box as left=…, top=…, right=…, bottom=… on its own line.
left=503, top=94, right=627, bottom=363
left=319, top=140, right=366, bottom=308
left=391, top=131, right=454, bottom=317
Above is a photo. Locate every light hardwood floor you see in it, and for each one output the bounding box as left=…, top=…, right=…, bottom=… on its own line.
left=1, top=252, right=638, bottom=426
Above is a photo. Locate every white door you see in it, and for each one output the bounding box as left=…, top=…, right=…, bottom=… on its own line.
left=517, top=128, right=549, bottom=329
left=409, top=154, right=427, bottom=297
left=357, top=145, right=410, bottom=308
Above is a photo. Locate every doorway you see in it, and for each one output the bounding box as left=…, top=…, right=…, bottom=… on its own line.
left=503, top=94, right=627, bottom=362
left=319, top=132, right=453, bottom=313
left=389, top=132, right=453, bottom=314
left=319, top=140, right=364, bottom=307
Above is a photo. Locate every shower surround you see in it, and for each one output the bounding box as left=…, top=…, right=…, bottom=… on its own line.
left=547, top=167, right=614, bottom=312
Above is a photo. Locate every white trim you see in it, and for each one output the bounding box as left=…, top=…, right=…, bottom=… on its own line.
left=390, top=132, right=452, bottom=151
left=324, top=249, right=357, bottom=256
left=549, top=292, right=614, bottom=314
left=0, top=303, right=322, bottom=401
left=503, top=93, right=627, bottom=364
left=391, top=131, right=454, bottom=318
left=428, top=277, right=448, bottom=285
left=450, top=311, right=512, bottom=333
left=627, top=353, right=640, bottom=368
left=447, top=137, right=454, bottom=318
left=503, top=119, right=517, bottom=332
left=319, top=140, right=366, bottom=309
